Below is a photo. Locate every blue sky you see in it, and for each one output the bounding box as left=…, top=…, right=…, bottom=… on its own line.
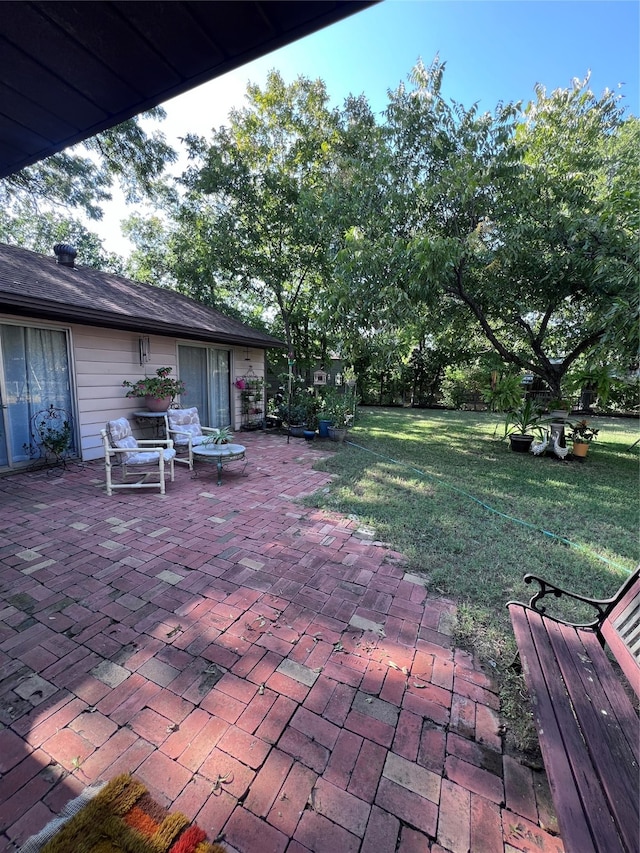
left=99, top=0, right=639, bottom=252
left=258, top=0, right=639, bottom=117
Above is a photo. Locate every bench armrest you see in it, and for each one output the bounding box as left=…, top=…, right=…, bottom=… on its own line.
left=507, top=573, right=614, bottom=628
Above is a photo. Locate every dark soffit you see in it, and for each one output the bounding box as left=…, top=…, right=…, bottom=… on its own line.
left=0, top=1, right=376, bottom=179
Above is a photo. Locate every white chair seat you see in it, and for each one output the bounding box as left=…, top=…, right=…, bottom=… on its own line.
left=125, top=447, right=176, bottom=465
left=173, top=433, right=210, bottom=448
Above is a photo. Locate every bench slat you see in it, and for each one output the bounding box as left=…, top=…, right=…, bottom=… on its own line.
left=525, top=610, right=626, bottom=853
left=581, top=630, right=640, bottom=766
left=510, top=605, right=604, bottom=853
left=548, top=621, right=639, bottom=853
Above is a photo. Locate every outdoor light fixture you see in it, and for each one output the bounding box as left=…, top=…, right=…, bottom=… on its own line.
left=138, top=336, right=150, bottom=365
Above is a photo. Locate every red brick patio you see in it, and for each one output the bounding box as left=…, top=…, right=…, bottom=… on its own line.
left=0, top=431, right=563, bottom=852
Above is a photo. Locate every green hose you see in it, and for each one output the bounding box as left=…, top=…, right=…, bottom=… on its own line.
left=345, top=440, right=633, bottom=575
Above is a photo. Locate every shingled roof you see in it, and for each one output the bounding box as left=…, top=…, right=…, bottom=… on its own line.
left=0, top=242, right=285, bottom=349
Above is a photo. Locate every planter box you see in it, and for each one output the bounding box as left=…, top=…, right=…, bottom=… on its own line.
left=328, top=426, right=348, bottom=443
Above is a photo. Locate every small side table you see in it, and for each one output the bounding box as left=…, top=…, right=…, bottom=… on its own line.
left=133, top=410, right=167, bottom=439
left=192, top=443, right=247, bottom=486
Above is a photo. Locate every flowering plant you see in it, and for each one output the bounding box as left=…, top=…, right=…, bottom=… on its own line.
left=567, top=419, right=599, bottom=444
left=122, top=367, right=185, bottom=400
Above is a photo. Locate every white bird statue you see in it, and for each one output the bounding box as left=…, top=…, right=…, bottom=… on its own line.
left=530, top=431, right=549, bottom=456
left=551, top=433, right=569, bottom=460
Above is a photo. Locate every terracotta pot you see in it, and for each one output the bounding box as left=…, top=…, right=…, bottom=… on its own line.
left=572, top=441, right=589, bottom=458
left=145, top=395, right=172, bottom=412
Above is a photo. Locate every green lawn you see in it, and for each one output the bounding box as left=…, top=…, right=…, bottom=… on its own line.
left=305, top=407, right=639, bottom=751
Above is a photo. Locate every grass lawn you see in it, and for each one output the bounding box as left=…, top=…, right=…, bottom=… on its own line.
left=305, top=407, right=639, bottom=752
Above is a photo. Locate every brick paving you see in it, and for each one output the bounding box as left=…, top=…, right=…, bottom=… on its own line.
left=0, top=431, right=564, bottom=852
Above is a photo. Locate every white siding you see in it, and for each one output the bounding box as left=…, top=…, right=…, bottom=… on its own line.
left=72, top=326, right=178, bottom=460
left=1, top=313, right=268, bottom=463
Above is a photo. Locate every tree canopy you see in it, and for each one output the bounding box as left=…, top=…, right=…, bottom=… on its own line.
left=332, top=60, right=638, bottom=399
left=3, top=59, right=636, bottom=407
left=0, top=110, right=176, bottom=270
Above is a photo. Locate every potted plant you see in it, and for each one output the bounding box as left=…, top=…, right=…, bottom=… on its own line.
left=281, top=402, right=308, bottom=437
left=325, top=389, right=358, bottom=443
left=29, top=404, right=74, bottom=464
left=280, top=387, right=320, bottom=438
left=202, top=425, right=234, bottom=445
left=567, top=419, right=599, bottom=458
left=547, top=398, right=571, bottom=421
left=503, top=398, right=544, bottom=453
left=122, top=367, right=185, bottom=412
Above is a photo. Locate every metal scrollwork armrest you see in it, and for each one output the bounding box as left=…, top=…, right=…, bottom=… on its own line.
left=508, top=573, right=613, bottom=629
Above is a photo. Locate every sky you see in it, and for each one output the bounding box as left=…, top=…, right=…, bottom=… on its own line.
left=96, top=0, right=640, bottom=255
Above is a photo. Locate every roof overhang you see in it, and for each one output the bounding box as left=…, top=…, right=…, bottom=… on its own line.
left=0, top=0, right=376, bottom=179
left=1, top=292, right=286, bottom=349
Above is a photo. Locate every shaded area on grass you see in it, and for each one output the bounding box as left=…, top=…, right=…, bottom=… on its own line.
left=305, top=408, right=639, bottom=750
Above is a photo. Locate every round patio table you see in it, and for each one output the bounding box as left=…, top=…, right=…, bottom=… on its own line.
left=192, top=443, right=246, bottom=486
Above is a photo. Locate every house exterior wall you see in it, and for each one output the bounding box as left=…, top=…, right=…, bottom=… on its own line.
left=0, top=312, right=266, bottom=465
left=74, top=326, right=178, bottom=461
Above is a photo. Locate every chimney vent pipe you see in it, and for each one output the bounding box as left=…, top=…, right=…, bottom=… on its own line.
left=53, top=243, right=77, bottom=267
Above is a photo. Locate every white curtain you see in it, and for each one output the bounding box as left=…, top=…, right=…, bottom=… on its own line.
left=0, top=324, right=73, bottom=464
left=210, top=349, right=230, bottom=427
left=178, top=345, right=230, bottom=428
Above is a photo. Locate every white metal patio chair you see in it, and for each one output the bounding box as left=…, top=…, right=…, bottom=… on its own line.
left=101, top=417, right=176, bottom=495
left=163, top=407, right=222, bottom=470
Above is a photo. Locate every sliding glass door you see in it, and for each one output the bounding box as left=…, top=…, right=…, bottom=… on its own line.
left=178, top=345, right=231, bottom=427
left=0, top=323, right=75, bottom=468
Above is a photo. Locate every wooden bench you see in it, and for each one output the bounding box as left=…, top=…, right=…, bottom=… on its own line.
left=508, top=569, right=639, bottom=853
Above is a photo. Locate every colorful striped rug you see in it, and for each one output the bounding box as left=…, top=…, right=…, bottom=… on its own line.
left=19, top=774, right=226, bottom=853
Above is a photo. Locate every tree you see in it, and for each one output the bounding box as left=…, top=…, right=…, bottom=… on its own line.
left=169, top=71, right=341, bottom=361
left=0, top=205, right=125, bottom=272
left=0, top=110, right=176, bottom=265
left=335, top=59, right=638, bottom=400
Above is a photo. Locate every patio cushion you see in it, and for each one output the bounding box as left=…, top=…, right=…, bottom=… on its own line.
left=108, top=417, right=134, bottom=445
left=108, top=418, right=139, bottom=459
left=167, top=408, right=202, bottom=442
left=125, top=447, right=176, bottom=466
